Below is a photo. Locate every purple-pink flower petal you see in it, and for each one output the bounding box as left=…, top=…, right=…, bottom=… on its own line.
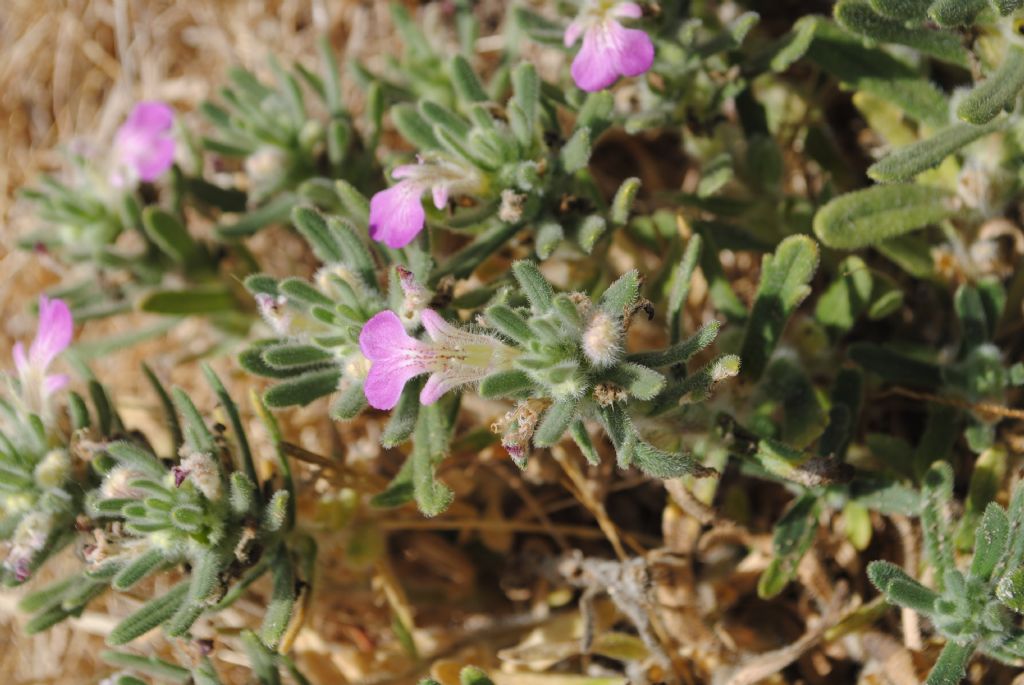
left=368, top=181, right=427, bottom=249
left=359, top=311, right=432, bottom=410
left=420, top=309, right=459, bottom=343
left=365, top=360, right=427, bottom=410
left=12, top=342, right=27, bottom=377
left=43, top=374, right=69, bottom=397
left=360, top=310, right=422, bottom=360
left=564, top=19, right=584, bottom=47
left=30, top=296, right=73, bottom=370
left=113, top=101, right=176, bottom=185
left=432, top=185, right=449, bottom=210
left=420, top=373, right=453, bottom=405
left=570, top=15, right=654, bottom=92
left=611, top=1, right=643, bottom=19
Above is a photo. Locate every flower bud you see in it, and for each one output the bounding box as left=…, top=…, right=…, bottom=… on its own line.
left=175, top=451, right=222, bottom=501
left=582, top=310, right=622, bottom=368
left=244, top=146, right=288, bottom=187
left=255, top=293, right=292, bottom=337
left=34, top=449, right=70, bottom=489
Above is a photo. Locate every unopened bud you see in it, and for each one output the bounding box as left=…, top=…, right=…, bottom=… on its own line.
left=175, top=451, right=222, bottom=501
left=101, top=466, right=146, bottom=499
left=582, top=311, right=622, bottom=368
left=396, top=265, right=433, bottom=329
left=244, top=147, right=287, bottom=186
left=34, top=449, right=70, bottom=490
left=255, top=293, right=291, bottom=337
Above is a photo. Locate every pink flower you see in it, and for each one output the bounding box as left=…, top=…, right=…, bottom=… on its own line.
left=359, top=309, right=518, bottom=410
left=564, top=1, right=655, bottom=92
left=369, top=157, right=482, bottom=249
left=110, top=101, right=176, bottom=188
left=13, top=296, right=73, bottom=406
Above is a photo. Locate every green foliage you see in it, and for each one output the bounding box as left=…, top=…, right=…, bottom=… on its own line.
left=11, top=3, right=1024, bottom=682
left=813, top=185, right=956, bottom=249
left=869, top=467, right=1024, bottom=684
left=739, top=235, right=819, bottom=380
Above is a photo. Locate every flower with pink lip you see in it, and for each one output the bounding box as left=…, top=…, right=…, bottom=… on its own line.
left=359, top=309, right=518, bottom=410
left=13, top=296, right=73, bottom=409
left=564, top=1, right=655, bottom=92
left=368, top=156, right=482, bottom=249
left=110, top=101, right=176, bottom=188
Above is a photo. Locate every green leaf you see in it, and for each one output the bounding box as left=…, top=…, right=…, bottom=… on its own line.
left=391, top=103, right=439, bottom=150
left=264, top=368, right=341, bottom=408
left=629, top=439, right=712, bottom=479
left=142, top=207, right=201, bottom=264
left=479, top=370, right=533, bottom=398
left=262, top=343, right=334, bottom=368
left=381, top=382, right=421, bottom=448
left=697, top=153, right=733, bottom=198
left=459, top=667, right=494, bottom=685
left=815, top=255, right=873, bottom=331
left=511, top=62, right=540, bottom=149
left=216, top=193, right=296, bottom=238
left=925, top=639, right=976, bottom=685
left=868, top=120, right=1003, bottom=182
left=868, top=0, right=931, bottom=20
left=420, top=100, right=471, bottom=139
left=570, top=421, right=601, bottom=466
left=535, top=221, right=564, bottom=259
left=806, top=21, right=948, bottom=127
left=921, top=462, right=955, bottom=589
left=242, top=629, right=282, bottom=685
left=229, top=471, right=257, bottom=515
left=758, top=494, right=821, bottom=598
left=292, top=206, right=343, bottom=263
left=928, top=0, right=988, bottom=26
left=173, top=388, right=216, bottom=454
left=105, top=441, right=166, bottom=480
left=867, top=560, right=940, bottom=614
left=138, top=287, right=236, bottom=315
left=560, top=127, right=591, bottom=173
left=957, top=445, right=1007, bottom=551
left=631, top=320, right=721, bottom=369
left=107, top=581, right=189, bottom=645
left=101, top=651, right=191, bottom=684
left=813, top=184, right=956, bottom=249
left=835, top=1, right=969, bottom=67
left=603, top=363, right=665, bottom=401
left=577, top=215, right=607, bottom=254
left=666, top=235, right=703, bottom=343
left=411, top=406, right=453, bottom=517
left=969, top=502, right=1009, bottom=582
left=112, top=548, right=167, bottom=591
left=847, top=343, right=943, bottom=388
left=450, top=55, right=488, bottom=103
left=997, top=566, right=1024, bottom=612
left=599, top=269, right=641, bottom=315
left=610, top=177, right=641, bottom=225
left=739, top=235, right=819, bottom=380
left=260, top=551, right=296, bottom=649
left=512, top=260, right=554, bottom=313
left=330, top=382, right=367, bottom=420
left=958, top=46, right=1024, bottom=125
left=533, top=397, right=577, bottom=448
left=486, top=304, right=532, bottom=345
left=279, top=277, right=333, bottom=307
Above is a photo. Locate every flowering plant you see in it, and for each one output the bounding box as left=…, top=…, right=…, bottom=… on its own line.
left=8, top=1, right=1024, bottom=684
